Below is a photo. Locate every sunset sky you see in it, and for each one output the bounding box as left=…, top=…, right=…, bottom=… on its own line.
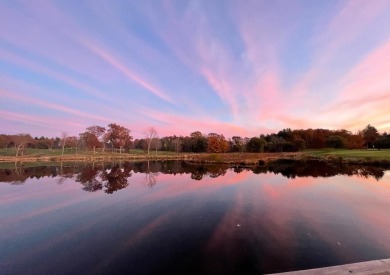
left=1, top=0, right=390, bottom=138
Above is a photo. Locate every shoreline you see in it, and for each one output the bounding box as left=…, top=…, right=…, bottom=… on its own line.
left=1, top=152, right=390, bottom=167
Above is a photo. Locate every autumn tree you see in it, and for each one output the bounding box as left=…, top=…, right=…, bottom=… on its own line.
left=362, top=124, right=379, bottom=149
left=80, top=125, right=106, bottom=154
left=106, top=123, right=132, bottom=154
left=311, top=129, right=326, bottom=149
left=67, top=136, right=79, bottom=153
left=86, top=125, right=106, bottom=153
left=345, top=133, right=364, bottom=149
left=80, top=132, right=97, bottom=151
left=144, top=127, right=158, bottom=157
left=0, top=134, right=11, bottom=148
left=207, top=133, right=229, bottom=153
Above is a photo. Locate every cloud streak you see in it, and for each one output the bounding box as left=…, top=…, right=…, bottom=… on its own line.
left=2, top=89, right=112, bottom=124
left=82, top=41, right=175, bottom=104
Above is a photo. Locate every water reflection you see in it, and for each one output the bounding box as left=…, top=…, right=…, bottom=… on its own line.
left=0, top=160, right=388, bottom=191
left=1, top=161, right=390, bottom=274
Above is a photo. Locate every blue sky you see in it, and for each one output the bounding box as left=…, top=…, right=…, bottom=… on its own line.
left=1, top=0, right=390, bottom=138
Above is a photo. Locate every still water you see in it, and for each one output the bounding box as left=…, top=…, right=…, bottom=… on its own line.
left=1, top=161, right=390, bottom=274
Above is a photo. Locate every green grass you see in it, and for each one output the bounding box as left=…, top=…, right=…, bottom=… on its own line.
left=2, top=147, right=389, bottom=163
left=0, top=148, right=64, bottom=156
left=304, top=148, right=390, bottom=160
left=0, top=148, right=186, bottom=157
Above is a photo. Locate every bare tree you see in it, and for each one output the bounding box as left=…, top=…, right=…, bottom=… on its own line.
left=11, top=134, right=34, bottom=157
left=60, top=132, right=68, bottom=156
left=102, top=132, right=110, bottom=152
left=144, top=127, right=158, bottom=157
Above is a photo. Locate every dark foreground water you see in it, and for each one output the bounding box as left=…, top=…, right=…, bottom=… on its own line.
left=1, top=161, right=390, bottom=274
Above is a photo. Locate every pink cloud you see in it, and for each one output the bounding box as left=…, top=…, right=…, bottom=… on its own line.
left=137, top=107, right=254, bottom=137
left=148, top=2, right=243, bottom=119
left=2, top=89, right=113, bottom=124
left=252, top=70, right=285, bottom=119
left=341, top=40, right=390, bottom=99
left=291, top=0, right=390, bottom=100
left=0, top=110, right=85, bottom=134
left=313, top=39, right=390, bottom=131
left=201, top=68, right=239, bottom=117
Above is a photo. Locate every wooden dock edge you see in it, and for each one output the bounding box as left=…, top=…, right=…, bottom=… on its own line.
left=269, top=258, right=390, bottom=275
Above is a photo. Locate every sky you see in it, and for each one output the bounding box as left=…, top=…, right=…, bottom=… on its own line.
left=1, top=0, right=390, bottom=138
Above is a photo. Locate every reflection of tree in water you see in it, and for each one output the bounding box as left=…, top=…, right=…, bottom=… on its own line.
left=181, top=163, right=229, bottom=180
left=1, top=161, right=389, bottom=193
left=144, top=170, right=158, bottom=187
left=233, top=166, right=244, bottom=174
left=258, top=160, right=386, bottom=180
left=56, top=162, right=77, bottom=184
left=143, top=161, right=159, bottom=188
left=190, top=166, right=208, bottom=181
left=206, top=165, right=227, bottom=178
left=75, top=164, right=102, bottom=192
left=100, top=163, right=132, bottom=194
left=354, top=167, right=384, bottom=180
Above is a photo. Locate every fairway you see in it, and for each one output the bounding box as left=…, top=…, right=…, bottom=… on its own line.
left=305, top=148, right=390, bottom=160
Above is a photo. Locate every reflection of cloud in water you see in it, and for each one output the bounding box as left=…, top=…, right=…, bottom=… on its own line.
left=90, top=211, right=173, bottom=274
left=201, top=172, right=390, bottom=272
left=1, top=161, right=390, bottom=273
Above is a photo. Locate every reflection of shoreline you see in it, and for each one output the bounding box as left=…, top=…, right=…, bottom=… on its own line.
left=0, top=161, right=388, bottom=192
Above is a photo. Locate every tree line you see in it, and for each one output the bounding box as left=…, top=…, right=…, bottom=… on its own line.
left=1, top=123, right=389, bottom=157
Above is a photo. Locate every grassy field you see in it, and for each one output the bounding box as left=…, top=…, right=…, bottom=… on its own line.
left=304, top=148, right=390, bottom=160
left=1, top=148, right=389, bottom=164
left=0, top=148, right=180, bottom=157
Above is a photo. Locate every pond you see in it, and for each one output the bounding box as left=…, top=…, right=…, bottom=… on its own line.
left=1, top=161, right=390, bottom=274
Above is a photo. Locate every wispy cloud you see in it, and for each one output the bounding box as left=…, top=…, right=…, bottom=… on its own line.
left=0, top=48, right=110, bottom=101
left=2, top=89, right=112, bottom=124
left=82, top=41, right=175, bottom=104
left=1, top=1, right=390, bottom=136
